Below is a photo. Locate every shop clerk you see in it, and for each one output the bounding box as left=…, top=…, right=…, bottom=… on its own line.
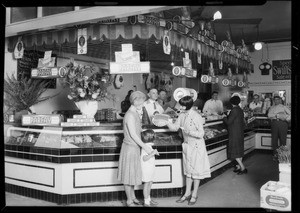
left=267, top=95, right=291, bottom=151
left=249, top=94, right=263, bottom=113
left=202, top=91, right=224, bottom=115
left=142, top=88, right=164, bottom=124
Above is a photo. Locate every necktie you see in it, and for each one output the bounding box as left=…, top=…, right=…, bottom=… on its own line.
left=154, top=102, right=157, bottom=110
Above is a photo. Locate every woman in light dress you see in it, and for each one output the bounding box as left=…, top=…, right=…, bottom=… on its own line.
left=167, top=96, right=211, bottom=205
left=117, top=91, right=152, bottom=207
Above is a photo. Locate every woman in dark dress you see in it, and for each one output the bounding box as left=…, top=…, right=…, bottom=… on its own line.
left=223, top=96, right=247, bottom=175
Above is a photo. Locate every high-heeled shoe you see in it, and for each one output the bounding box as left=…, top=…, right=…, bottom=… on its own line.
left=176, top=195, right=191, bottom=203
left=188, top=196, right=198, bottom=205
left=233, top=166, right=241, bottom=173
left=132, top=198, right=142, bottom=205
left=237, top=168, right=248, bottom=175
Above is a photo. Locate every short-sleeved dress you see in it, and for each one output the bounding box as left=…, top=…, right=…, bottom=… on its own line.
left=223, top=106, right=245, bottom=159
left=168, top=109, right=211, bottom=179
left=140, top=143, right=155, bottom=182
left=117, top=107, right=143, bottom=186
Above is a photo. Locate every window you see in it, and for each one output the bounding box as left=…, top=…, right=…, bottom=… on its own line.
left=11, top=7, right=37, bottom=23
left=42, top=7, right=74, bottom=16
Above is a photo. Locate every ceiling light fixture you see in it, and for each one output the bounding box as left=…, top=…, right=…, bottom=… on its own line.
left=253, top=24, right=262, bottom=50
left=213, top=11, right=222, bottom=20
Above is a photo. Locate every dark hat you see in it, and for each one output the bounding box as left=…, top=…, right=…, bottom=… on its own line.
left=230, top=96, right=241, bottom=105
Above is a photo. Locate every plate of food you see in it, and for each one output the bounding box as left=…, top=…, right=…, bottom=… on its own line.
left=152, top=114, right=171, bottom=127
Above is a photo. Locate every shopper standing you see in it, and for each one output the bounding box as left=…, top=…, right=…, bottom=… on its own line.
left=267, top=95, right=291, bottom=151
left=117, top=91, right=152, bottom=207
left=223, top=96, right=247, bottom=175
left=167, top=96, right=211, bottom=205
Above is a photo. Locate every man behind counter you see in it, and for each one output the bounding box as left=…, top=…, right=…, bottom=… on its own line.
left=267, top=95, right=291, bottom=151
left=203, top=91, right=224, bottom=115
left=249, top=94, right=263, bottom=113
left=142, top=88, right=164, bottom=125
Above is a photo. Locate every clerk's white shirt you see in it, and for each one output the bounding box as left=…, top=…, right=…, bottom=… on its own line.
left=249, top=101, right=262, bottom=111
left=203, top=99, right=223, bottom=115
left=143, top=99, right=164, bottom=121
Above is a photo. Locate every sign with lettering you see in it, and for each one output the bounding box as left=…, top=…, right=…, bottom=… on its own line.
left=138, top=15, right=160, bottom=27
left=31, top=67, right=67, bottom=78
left=110, top=62, right=150, bottom=74
left=110, top=43, right=150, bottom=74
left=22, top=114, right=63, bottom=126
left=272, top=60, right=291, bottom=80
left=98, top=17, right=128, bottom=24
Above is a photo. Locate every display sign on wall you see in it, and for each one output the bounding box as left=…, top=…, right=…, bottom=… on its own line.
left=110, top=44, right=150, bottom=74
left=272, top=60, right=291, bottom=80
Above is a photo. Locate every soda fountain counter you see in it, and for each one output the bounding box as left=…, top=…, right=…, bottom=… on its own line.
left=4, top=116, right=290, bottom=205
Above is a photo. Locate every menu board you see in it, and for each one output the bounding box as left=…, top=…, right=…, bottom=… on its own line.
left=17, top=50, right=56, bottom=88
left=272, top=60, right=291, bottom=80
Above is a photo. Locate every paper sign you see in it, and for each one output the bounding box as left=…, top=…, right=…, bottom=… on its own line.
left=43, top=51, right=52, bottom=64
left=77, top=28, right=87, bottom=54
left=122, top=44, right=133, bottom=53
left=163, top=32, right=171, bottom=55
left=115, top=51, right=140, bottom=63
left=22, top=114, right=63, bottom=126
left=109, top=62, right=150, bottom=74
left=38, top=57, right=56, bottom=68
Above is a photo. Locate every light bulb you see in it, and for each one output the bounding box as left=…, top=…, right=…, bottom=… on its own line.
left=171, top=62, right=174, bottom=66
left=213, top=11, right=222, bottom=20
left=254, top=42, right=262, bottom=50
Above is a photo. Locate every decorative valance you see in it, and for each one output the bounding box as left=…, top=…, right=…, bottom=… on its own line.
left=7, top=23, right=252, bottom=71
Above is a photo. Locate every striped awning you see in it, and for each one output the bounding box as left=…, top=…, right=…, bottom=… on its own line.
left=7, top=23, right=251, bottom=70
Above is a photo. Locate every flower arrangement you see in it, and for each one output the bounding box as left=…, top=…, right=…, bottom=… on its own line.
left=61, top=61, right=113, bottom=102
left=274, top=145, right=291, bottom=164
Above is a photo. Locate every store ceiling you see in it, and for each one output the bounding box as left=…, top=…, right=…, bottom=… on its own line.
left=159, top=1, right=291, bottom=46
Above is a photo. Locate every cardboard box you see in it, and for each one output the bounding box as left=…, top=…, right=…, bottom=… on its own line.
left=260, top=181, right=291, bottom=211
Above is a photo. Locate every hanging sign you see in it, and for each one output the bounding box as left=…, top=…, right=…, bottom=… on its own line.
left=138, top=14, right=161, bottom=27
left=14, top=37, right=24, bottom=59
left=77, top=28, right=87, bottom=54
left=172, top=66, right=196, bottom=78
left=172, top=22, right=189, bottom=35
left=183, top=52, right=192, bottom=68
left=197, top=43, right=202, bottom=64
left=163, top=30, right=171, bottom=55
left=22, top=114, right=63, bottom=126
left=98, top=17, right=128, bottom=24
left=272, top=60, right=291, bottom=80
left=110, top=44, right=150, bottom=74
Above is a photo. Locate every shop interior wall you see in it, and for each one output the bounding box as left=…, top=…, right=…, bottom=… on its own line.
left=247, top=41, right=291, bottom=105
left=4, top=47, right=183, bottom=114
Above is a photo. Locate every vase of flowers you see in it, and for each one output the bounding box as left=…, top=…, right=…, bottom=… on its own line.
left=61, top=61, right=113, bottom=118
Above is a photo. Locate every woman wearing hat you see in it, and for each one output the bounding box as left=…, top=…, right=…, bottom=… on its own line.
left=117, top=91, right=153, bottom=207
left=223, top=95, right=247, bottom=175
left=167, top=95, right=211, bottom=205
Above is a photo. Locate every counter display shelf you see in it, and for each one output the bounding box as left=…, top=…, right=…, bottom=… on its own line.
left=4, top=119, right=257, bottom=205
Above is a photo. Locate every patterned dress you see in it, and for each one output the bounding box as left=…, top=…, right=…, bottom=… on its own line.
left=117, top=107, right=143, bottom=185
left=168, top=109, right=211, bottom=179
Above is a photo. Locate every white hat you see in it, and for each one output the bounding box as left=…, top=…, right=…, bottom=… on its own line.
left=173, top=88, right=197, bottom=102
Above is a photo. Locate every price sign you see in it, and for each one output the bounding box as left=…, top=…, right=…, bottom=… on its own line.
left=22, top=114, right=63, bottom=126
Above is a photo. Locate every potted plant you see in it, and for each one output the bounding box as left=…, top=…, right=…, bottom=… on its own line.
left=60, top=61, right=114, bottom=118
left=4, top=74, right=58, bottom=122
left=274, top=145, right=291, bottom=184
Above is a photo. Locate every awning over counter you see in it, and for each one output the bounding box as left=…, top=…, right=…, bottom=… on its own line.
left=7, top=23, right=252, bottom=72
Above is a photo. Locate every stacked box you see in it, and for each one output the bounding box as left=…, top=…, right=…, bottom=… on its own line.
left=260, top=181, right=291, bottom=211
left=60, top=114, right=100, bottom=127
